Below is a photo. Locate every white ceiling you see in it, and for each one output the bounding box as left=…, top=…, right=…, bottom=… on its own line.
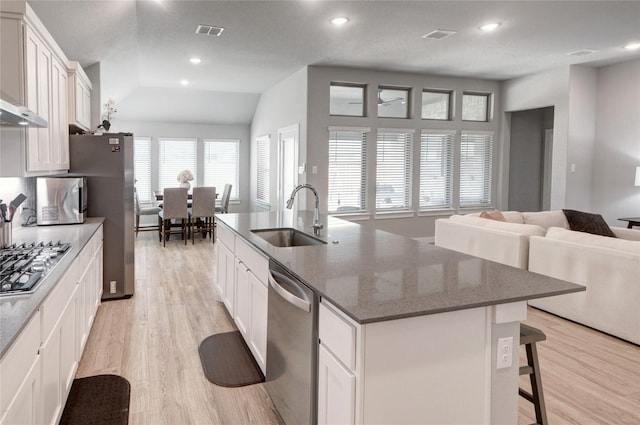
left=28, top=0, right=640, bottom=126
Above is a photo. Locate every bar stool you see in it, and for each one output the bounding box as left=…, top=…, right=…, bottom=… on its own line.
left=519, top=323, right=549, bottom=425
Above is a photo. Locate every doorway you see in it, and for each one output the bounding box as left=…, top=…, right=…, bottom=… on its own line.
left=508, top=107, right=554, bottom=212
left=277, top=124, right=299, bottom=211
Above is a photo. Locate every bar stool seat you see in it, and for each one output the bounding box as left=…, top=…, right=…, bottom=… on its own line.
left=519, top=323, right=548, bottom=425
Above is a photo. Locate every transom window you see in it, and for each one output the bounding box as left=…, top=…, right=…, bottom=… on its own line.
left=330, top=82, right=367, bottom=117
left=462, top=92, right=490, bottom=122
left=421, top=90, right=452, bottom=120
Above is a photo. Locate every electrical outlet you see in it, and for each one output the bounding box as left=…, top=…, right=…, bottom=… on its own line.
left=110, top=281, right=117, bottom=294
left=497, top=337, right=513, bottom=369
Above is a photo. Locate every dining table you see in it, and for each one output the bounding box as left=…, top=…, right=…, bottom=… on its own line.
left=153, top=190, right=218, bottom=202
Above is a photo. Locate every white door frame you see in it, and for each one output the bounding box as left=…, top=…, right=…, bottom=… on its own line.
left=277, top=123, right=299, bottom=210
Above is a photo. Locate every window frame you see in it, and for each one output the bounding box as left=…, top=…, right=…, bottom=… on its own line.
left=157, top=137, right=198, bottom=193
left=461, top=92, right=491, bottom=122
left=327, top=127, right=370, bottom=214
left=421, top=89, right=453, bottom=121
left=419, top=130, right=455, bottom=211
left=459, top=130, right=494, bottom=208
left=255, top=134, right=271, bottom=208
left=377, top=85, right=411, bottom=119
left=203, top=138, right=240, bottom=200
left=330, top=82, right=367, bottom=117
left=375, top=128, right=414, bottom=213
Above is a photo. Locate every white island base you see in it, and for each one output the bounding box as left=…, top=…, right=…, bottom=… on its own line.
left=318, top=300, right=526, bottom=425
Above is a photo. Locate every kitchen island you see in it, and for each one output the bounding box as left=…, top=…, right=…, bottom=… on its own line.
left=215, top=211, right=584, bottom=425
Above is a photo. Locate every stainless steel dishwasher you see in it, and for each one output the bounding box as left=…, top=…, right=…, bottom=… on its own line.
left=265, top=260, right=318, bottom=425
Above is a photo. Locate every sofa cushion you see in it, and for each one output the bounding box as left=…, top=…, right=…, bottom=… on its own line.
left=480, top=210, right=506, bottom=221
left=522, top=211, right=569, bottom=230
left=562, top=209, right=616, bottom=237
left=545, top=227, right=639, bottom=255
left=449, top=214, right=546, bottom=236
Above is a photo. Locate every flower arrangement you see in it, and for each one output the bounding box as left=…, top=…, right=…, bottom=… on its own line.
left=97, top=98, right=117, bottom=131
left=177, top=169, right=194, bottom=184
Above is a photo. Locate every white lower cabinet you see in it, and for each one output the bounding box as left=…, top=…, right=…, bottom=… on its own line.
left=0, top=311, right=42, bottom=425
left=234, top=259, right=251, bottom=338
left=215, top=223, right=269, bottom=374
left=1, top=225, right=103, bottom=425
left=318, top=344, right=356, bottom=425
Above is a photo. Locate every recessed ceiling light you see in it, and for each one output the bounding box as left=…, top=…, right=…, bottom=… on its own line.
left=479, top=22, right=501, bottom=32
left=180, top=79, right=189, bottom=86
left=331, top=17, right=350, bottom=26
left=624, top=42, right=640, bottom=50
left=190, top=57, right=202, bottom=65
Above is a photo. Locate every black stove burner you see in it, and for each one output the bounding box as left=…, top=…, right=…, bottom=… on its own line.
left=0, top=241, right=71, bottom=296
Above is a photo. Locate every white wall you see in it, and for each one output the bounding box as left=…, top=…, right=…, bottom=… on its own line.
left=592, top=59, right=640, bottom=225
left=249, top=67, right=308, bottom=211
left=117, top=119, right=251, bottom=213
left=566, top=66, right=597, bottom=211
left=501, top=67, right=570, bottom=211
left=306, top=66, right=501, bottom=238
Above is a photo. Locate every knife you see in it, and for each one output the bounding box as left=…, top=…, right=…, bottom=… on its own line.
left=7, top=193, right=27, bottom=222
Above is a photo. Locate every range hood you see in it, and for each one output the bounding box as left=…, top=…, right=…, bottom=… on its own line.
left=0, top=98, right=48, bottom=128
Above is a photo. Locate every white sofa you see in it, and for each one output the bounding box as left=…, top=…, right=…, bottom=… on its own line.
left=434, top=211, right=568, bottom=269
left=528, top=227, right=640, bottom=344
left=435, top=211, right=640, bottom=345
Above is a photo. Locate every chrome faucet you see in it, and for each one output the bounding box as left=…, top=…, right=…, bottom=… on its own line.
left=286, top=184, right=323, bottom=235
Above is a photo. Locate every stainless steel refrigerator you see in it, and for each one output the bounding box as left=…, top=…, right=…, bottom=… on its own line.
left=69, top=133, right=135, bottom=299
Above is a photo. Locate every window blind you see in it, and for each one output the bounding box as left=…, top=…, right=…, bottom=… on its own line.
left=460, top=132, right=493, bottom=207
left=133, top=137, right=153, bottom=203
left=203, top=139, right=239, bottom=199
left=328, top=129, right=368, bottom=213
left=376, top=130, right=412, bottom=211
left=419, top=131, right=454, bottom=210
left=158, top=138, right=197, bottom=192
left=256, top=136, right=270, bottom=205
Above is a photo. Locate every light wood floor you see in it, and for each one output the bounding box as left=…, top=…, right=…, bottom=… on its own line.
left=77, top=231, right=640, bottom=424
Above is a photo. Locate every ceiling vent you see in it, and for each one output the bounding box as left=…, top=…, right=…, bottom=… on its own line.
left=568, top=49, right=597, bottom=57
left=195, top=25, right=224, bottom=36
left=422, top=30, right=456, bottom=40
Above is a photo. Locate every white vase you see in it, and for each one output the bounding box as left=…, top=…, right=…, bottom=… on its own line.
left=179, top=182, right=191, bottom=189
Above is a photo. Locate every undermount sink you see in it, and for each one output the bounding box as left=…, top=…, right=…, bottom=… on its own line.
left=251, top=228, right=327, bottom=247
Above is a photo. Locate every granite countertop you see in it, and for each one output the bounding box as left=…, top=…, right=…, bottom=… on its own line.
left=216, top=211, right=585, bottom=324
left=0, top=218, right=104, bottom=358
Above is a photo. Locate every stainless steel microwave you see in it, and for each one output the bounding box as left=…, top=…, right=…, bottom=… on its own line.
left=36, top=177, right=87, bottom=225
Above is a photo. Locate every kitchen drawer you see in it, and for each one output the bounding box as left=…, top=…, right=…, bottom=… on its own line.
left=217, top=223, right=235, bottom=251
left=235, top=238, right=268, bottom=285
left=319, top=301, right=356, bottom=370
left=0, top=309, right=41, bottom=413
left=41, top=260, right=79, bottom=340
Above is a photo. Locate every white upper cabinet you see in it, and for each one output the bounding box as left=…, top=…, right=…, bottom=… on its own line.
left=0, top=2, right=72, bottom=176
left=68, top=61, right=92, bottom=131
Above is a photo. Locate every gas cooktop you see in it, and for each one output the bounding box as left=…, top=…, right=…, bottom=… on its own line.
left=0, top=241, right=71, bottom=296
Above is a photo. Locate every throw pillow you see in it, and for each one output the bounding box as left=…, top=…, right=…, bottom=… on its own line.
left=562, top=209, right=616, bottom=238
left=480, top=210, right=506, bottom=222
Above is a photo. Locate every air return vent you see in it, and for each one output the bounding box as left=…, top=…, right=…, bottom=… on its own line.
left=195, top=25, right=224, bottom=36
left=567, top=49, right=597, bottom=57
left=422, top=30, right=456, bottom=40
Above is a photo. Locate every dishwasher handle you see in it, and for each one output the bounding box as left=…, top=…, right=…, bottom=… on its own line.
left=268, top=270, right=311, bottom=312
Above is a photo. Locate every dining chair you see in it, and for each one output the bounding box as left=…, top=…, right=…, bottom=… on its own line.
left=134, top=188, right=161, bottom=236
left=190, top=187, right=216, bottom=244
left=215, top=184, right=232, bottom=214
left=158, top=188, right=189, bottom=247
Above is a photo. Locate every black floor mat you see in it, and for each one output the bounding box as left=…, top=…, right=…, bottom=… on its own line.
left=198, top=331, right=265, bottom=387
left=60, top=374, right=130, bottom=425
